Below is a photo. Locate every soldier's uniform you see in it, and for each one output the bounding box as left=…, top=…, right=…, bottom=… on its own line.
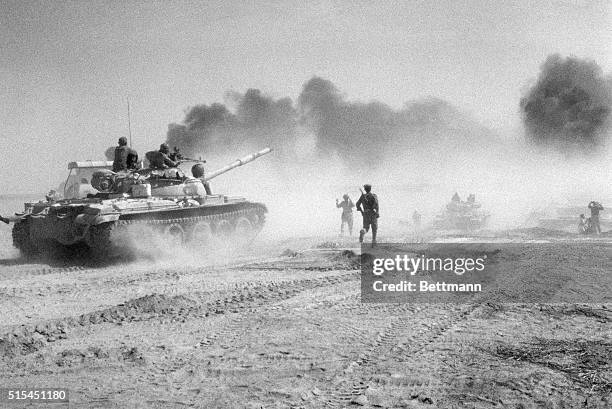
left=146, top=144, right=179, bottom=169
left=112, top=137, right=139, bottom=172
left=169, top=147, right=184, bottom=162
left=356, top=185, right=379, bottom=246
left=588, top=201, right=604, bottom=234
left=412, top=210, right=422, bottom=230
left=336, top=195, right=354, bottom=236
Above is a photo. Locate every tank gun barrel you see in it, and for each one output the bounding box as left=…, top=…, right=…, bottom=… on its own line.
left=204, top=148, right=272, bottom=182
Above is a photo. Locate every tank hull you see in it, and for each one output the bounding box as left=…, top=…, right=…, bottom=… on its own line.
left=432, top=200, right=490, bottom=231
left=12, top=198, right=267, bottom=258
left=432, top=213, right=490, bottom=231
left=528, top=205, right=611, bottom=233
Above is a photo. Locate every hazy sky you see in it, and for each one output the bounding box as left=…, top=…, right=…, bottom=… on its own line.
left=1, top=0, right=611, bottom=193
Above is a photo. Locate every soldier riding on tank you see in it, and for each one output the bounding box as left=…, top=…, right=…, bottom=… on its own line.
left=146, top=143, right=179, bottom=169
left=113, top=137, right=139, bottom=172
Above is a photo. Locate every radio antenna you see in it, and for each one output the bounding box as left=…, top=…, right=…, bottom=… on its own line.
left=127, top=96, right=133, bottom=147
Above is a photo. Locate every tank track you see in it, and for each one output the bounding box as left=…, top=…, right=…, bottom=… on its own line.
left=12, top=219, right=36, bottom=257
left=87, top=203, right=266, bottom=260
left=114, top=205, right=266, bottom=228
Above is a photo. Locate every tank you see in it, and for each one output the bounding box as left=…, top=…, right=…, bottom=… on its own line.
left=526, top=203, right=611, bottom=233
left=432, top=193, right=490, bottom=231
left=10, top=148, right=272, bottom=259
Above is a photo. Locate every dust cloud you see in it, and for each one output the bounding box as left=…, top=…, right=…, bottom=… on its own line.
left=166, top=66, right=611, bottom=239
left=110, top=223, right=251, bottom=267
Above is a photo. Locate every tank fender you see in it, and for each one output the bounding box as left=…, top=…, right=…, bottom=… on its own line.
left=74, top=213, right=121, bottom=226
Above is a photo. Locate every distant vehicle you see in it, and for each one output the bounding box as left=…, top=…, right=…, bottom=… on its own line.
left=526, top=203, right=610, bottom=233
left=432, top=194, right=490, bottom=231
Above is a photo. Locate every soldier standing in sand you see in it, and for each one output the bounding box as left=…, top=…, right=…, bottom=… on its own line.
left=412, top=210, right=422, bottom=231
left=356, top=184, right=379, bottom=247
left=336, top=194, right=355, bottom=236
left=588, top=201, right=604, bottom=234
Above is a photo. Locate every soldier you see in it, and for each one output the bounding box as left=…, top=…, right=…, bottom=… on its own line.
left=191, top=163, right=213, bottom=195
left=588, top=201, right=604, bottom=234
left=412, top=210, right=422, bottom=231
left=112, top=137, right=139, bottom=172
left=45, top=189, right=62, bottom=202
left=578, top=214, right=591, bottom=234
left=356, top=184, right=379, bottom=247
left=336, top=194, right=354, bottom=236
left=169, top=146, right=184, bottom=162
left=146, top=143, right=179, bottom=169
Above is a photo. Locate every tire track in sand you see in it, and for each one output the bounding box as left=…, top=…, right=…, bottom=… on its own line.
left=0, top=271, right=358, bottom=358
left=312, top=303, right=480, bottom=408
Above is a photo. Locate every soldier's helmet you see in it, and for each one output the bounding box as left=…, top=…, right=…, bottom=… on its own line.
left=160, top=143, right=170, bottom=153
left=191, top=163, right=205, bottom=178
left=118, top=136, right=128, bottom=146
left=363, top=184, right=372, bottom=192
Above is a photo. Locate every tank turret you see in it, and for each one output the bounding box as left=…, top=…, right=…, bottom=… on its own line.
left=89, top=147, right=272, bottom=199
left=433, top=193, right=490, bottom=231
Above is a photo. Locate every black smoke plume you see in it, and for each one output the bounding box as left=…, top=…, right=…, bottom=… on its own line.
left=297, top=77, right=495, bottom=166
left=166, top=90, right=296, bottom=158
left=520, top=54, right=612, bottom=152
left=166, top=76, right=498, bottom=169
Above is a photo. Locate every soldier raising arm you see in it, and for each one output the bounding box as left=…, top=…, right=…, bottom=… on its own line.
left=336, top=194, right=355, bottom=236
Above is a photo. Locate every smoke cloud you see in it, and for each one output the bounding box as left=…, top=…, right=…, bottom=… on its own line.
left=163, top=72, right=611, bottom=240
left=166, top=89, right=297, bottom=158
left=520, top=54, right=612, bottom=153
left=167, top=76, right=499, bottom=170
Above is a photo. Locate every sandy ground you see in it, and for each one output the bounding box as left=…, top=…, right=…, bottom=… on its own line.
left=0, top=229, right=610, bottom=409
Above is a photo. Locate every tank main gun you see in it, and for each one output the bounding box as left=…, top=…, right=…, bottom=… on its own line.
left=204, top=148, right=272, bottom=182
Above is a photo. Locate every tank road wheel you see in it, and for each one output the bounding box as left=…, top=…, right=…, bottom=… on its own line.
left=190, top=221, right=213, bottom=246
left=87, top=222, right=115, bottom=261
left=235, top=217, right=253, bottom=235
left=12, top=219, right=37, bottom=257
left=234, top=216, right=256, bottom=245
left=165, top=223, right=185, bottom=246
left=215, top=219, right=233, bottom=240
